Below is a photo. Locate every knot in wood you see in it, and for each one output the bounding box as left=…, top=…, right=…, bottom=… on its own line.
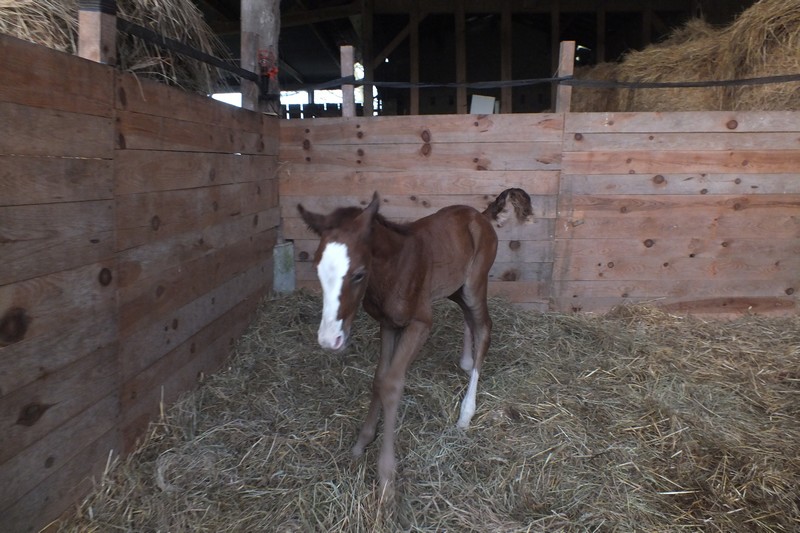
left=421, top=143, right=432, bottom=156
left=17, top=402, right=53, bottom=427
left=1, top=307, right=30, bottom=345
left=98, top=267, right=113, bottom=286
left=726, top=119, right=738, bottom=130
left=420, top=129, right=431, bottom=143
left=643, top=239, right=655, bottom=248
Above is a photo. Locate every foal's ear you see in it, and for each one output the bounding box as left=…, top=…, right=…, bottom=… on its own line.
left=297, top=203, right=326, bottom=236
left=354, top=191, right=380, bottom=235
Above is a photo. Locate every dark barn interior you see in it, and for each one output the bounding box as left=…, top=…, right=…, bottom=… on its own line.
left=196, top=0, right=758, bottom=113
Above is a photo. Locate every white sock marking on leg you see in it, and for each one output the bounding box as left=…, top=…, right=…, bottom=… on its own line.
left=457, top=368, right=479, bottom=428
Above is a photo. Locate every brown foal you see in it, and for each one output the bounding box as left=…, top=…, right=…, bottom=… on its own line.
left=297, top=188, right=532, bottom=494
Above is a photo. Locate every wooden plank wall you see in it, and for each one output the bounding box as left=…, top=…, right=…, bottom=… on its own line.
left=280, top=112, right=799, bottom=316
left=0, top=34, right=279, bottom=533
left=280, top=114, right=564, bottom=310
left=558, top=112, right=799, bottom=315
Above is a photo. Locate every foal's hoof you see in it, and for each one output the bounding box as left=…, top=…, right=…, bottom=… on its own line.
left=351, top=443, right=366, bottom=458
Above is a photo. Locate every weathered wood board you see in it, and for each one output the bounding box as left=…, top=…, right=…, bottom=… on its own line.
left=0, top=34, right=278, bottom=533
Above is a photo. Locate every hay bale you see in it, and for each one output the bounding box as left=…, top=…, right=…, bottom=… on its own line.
left=0, top=0, right=228, bottom=93
left=574, top=0, right=800, bottom=111
left=571, top=62, right=621, bottom=112
left=56, top=291, right=800, bottom=532
left=722, top=0, right=800, bottom=110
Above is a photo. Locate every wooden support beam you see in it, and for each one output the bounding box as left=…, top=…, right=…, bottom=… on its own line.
left=555, top=40, right=575, bottom=113
left=362, top=0, right=374, bottom=116
left=596, top=7, right=606, bottom=63
left=500, top=2, right=512, bottom=113
left=241, top=0, right=280, bottom=114
left=410, top=2, right=420, bottom=115
left=642, top=5, right=653, bottom=46
left=341, top=45, right=356, bottom=117
left=455, top=3, right=467, bottom=113
left=78, top=0, right=117, bottom=65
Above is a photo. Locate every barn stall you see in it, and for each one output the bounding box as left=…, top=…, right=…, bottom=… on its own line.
left=2, top=3, right=800, bottom=533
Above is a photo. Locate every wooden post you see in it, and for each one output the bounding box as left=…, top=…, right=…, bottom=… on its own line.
left=455, top=2, right=467, bottom=114
left=341, top=45, right=356, bottom=117
left=500, top=3, right=512, bottom=113
left=555, top=40, right=575, bottom=113
left=596, top=7, right=606, bottom=63
left=362, top=0, right=374, bottom=116
left=78, top=0, right=117, bottom=65
left=410, top=3, right=420, bottom=115
left=549, top=1, right=560, bottom=109
left=241, top=0, right=280, bottom=113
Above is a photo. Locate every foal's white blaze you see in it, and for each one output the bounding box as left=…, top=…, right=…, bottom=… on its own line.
left=316, top=241, right=350, bottom=350
left=457, top=368, right=480, bottom=428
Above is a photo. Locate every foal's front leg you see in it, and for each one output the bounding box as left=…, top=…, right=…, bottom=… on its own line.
left=375, top=319, right=430, bottom=491
left=352, top=323, right=398, bottom=457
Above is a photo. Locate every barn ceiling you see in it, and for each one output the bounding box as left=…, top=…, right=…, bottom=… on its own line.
left=193, top=0, right=758, bottom=92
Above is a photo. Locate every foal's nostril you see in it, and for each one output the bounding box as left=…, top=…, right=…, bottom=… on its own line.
left=333, top=335, right=343, bottom=350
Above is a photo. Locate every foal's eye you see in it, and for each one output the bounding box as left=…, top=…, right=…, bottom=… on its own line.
left=352, top=271, right=366, bottom=283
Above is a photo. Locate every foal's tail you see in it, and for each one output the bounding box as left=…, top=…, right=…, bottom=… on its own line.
left=482, top=188, right=533, bottom=227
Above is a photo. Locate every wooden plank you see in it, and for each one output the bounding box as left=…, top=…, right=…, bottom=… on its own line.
left=116, top=110, right=270, bottom=154
left=0, top=102, right=113, bottom=159
left=554, top=278, right=799, bottom=300
left=564, top=131, right=800, bottom=152
left=561, top=173, right=800, bottom=196
left=119, top=287, right=267, bottom=451
left=0, top=156, right=113, bottom=206
left=116, top=207, right=280, bottom=291
left=552, top=237, right=800, bottom=281
left=557, top=194, right=800, bottom=218
left=556, top=211, right=800, bottom=240
left=0, top=391, right=117, bottom=516
left=115, top=151, right=278, bottom=195
left=0, top=201, right=115, bottom=286
left=562, top=149, right=800, bottom=175
left=488, top=281, right=548, bottom=303
left=0, top=33, right=114, bottom=117
left=0, top=260, right=117, bottom=396
left=280, top=170, right=560, bottom=196
left=1, top=428, right=119, bottom=533
left=119, top=260, right=271, bottom=382
left=0, top=343, right=118, bottom=465
left=282, top=141, right=562, bottom=172
left=552, top=294, right=795, bottom=316
left=279, top=113, right=564, bottom=145
left=116, top=181, right=276, bottom=251
left=565, top=111, right=800, bottom=134
left=116, top=73, right=268, bottom=135
left=119, top=229, right=276, bottom=339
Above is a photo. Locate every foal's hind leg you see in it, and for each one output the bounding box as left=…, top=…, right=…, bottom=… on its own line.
left=454, top=276, right=493, bottom=429
left=459, top=322, right=474, bottom=372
